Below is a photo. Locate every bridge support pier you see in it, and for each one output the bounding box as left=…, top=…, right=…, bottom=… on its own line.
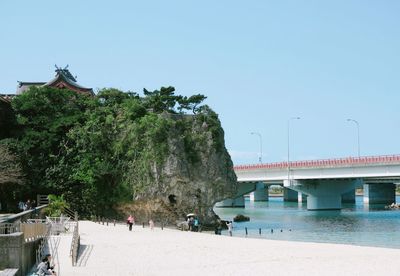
left=249, top=183, right=268, bottom=201
left=298, top=192, right=307, bottom=203
left=283, top=188, right=298, bottom=202
left=341, top=189, right=355, bottom=203
left=285, top=179, right=361, bottom=210
left=363, top=183, right=395, bottom=204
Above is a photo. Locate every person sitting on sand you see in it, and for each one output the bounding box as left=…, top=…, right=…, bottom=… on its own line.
left=37, top=255, right=56, bottom=275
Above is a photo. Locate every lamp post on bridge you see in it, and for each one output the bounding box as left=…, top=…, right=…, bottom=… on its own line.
left=287, top=117, right=301, bottom=184
left=251, top=132, right=263, bottom=163
left=347, top=118, right=360, bottom=158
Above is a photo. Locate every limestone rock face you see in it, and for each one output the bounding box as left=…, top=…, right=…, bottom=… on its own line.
left=119, top=113, right=237, bottom=226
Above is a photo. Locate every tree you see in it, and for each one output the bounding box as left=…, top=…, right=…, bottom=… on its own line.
left=46, top=194, right=69, bottom=217
left=0, top=144, right=23, bottom=211
left=10, top=86, right=93, bottom=194
left=0, top=99, right=16, bottom=139
left=177, top=94, right=207, bottom=114
left=143, top=86, right=182, bottom=113
left=3, top=84, right=212, bottom=217
left=0, top=144, right=23, bottom=186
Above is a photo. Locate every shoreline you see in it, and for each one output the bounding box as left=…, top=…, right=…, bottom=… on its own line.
left=58, top=221, right=400, bottom=276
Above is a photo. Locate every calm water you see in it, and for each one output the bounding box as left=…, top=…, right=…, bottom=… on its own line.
left=213, top=196, right=400, bottom=249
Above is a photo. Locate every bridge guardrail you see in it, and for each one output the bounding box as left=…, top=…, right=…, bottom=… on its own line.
left=234, top=154, right=400, bottom=170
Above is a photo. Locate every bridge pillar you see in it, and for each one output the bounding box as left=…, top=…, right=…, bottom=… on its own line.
left=285, top=179, right=361, bottom=210
left=298, top=192, right=307, bottom=203
left=341, top=189, right=356, bottom=203
left=249, top=182, right=268, bottom=201
left=363, top=183, right=395, bottom=204
left=283, top=187, right=298, bottom=202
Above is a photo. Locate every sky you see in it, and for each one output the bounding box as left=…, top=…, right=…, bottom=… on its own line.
left=1, top=1, right=400, bottom=165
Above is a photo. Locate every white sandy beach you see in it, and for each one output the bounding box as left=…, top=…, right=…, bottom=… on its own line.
left=56, top=221, right=400, bottom=276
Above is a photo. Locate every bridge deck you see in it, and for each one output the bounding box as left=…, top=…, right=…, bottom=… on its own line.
left=235, top=154, right=400, bottom=171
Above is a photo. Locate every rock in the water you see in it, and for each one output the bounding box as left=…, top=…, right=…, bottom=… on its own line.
left=233, top=214, right=250, bottom=222
left=385, top=203, right=400, bottom=210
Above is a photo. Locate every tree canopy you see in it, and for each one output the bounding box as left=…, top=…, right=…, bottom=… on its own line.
left=2, top=86, right=210, bottom=216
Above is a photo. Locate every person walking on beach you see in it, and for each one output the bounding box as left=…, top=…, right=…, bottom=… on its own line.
left=127, top=215, right=134, bottom=231
left=149, top=219, right=154, bottom=230
left=188, top=217, right=194, bottom=231
left=226, top=221, right=233, bottom=236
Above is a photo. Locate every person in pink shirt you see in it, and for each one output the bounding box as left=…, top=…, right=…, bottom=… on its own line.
left=127, top=215, right=134, bottom=231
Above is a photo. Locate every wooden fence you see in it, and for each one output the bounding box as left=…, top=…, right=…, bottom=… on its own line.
left=20, top=223, right=49, bottom=242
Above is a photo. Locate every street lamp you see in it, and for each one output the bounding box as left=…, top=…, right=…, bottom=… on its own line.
left=251, top=132, right=262, bottom=163
left=287, top=117, right=301, bottom=183
left=347, top=118, right=360, bottom=158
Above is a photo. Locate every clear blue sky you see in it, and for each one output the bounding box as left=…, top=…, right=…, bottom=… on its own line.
left=1, top=1, right=400, bottom=164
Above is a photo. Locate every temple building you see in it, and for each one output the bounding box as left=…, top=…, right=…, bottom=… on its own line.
left=1, top=66, right=94, bottom=137
left=16, top=65, right=94, bottom=96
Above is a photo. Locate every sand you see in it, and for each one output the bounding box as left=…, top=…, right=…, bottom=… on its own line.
left=56, top=221, right=400, bottom=276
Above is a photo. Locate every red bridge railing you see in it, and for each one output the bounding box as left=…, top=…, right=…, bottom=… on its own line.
left=234, top=154, right=400, bottom=171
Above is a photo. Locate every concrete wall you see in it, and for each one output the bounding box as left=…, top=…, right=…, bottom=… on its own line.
left=0, top=233, right=23, bottom=274
left=0, top=232, right=42, bottom=276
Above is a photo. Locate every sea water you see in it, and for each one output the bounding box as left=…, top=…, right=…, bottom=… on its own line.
left=213, top=196, right=400, bottom=248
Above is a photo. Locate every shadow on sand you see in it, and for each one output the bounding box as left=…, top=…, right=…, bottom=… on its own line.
left=76, top=244, right=94, bottom=267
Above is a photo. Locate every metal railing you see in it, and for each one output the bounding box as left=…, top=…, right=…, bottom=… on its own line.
left=46, top=216, right=70, bottom=235
left=0, top=222, right=19, bottom=234
left=234, top=154, right=400, bottom=171
left=0, top=204, right=47, bottom=224
left=70, top=212, right=80, bottom=266
left=35, top=224, right=51, bottom=268
left=37, top=194, right=49, bottom=206
left=63, top=206, right=75, bottom=219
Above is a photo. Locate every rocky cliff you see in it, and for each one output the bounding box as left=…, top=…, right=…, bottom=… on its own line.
left=117, top=110, right=237, bottom=226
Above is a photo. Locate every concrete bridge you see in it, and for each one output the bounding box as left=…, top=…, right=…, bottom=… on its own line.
left=217, top=155, right=400, bottom=210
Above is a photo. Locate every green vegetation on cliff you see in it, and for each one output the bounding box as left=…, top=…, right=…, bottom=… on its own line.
left=0, top=86, right=234, bottom=218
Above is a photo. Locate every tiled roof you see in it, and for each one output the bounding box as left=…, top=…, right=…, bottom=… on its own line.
left=16, top=66, right=94, bottom=96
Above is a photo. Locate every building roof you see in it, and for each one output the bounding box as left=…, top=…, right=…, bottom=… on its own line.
left=0, top=94, right=14, bottom=104
left=16, top=66, right=94, bottom=96
left=17, top=82, right=46, bottom=94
